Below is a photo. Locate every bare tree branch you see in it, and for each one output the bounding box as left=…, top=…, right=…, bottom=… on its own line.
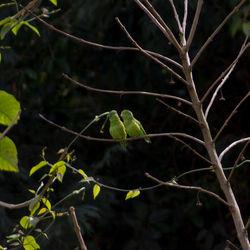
left=115, top=17, right=189, bottom=85
left=186, top=0, right=203, bottom=51
left=168, top=0, right=183, bottom=33
left=214, top=91, right=250, bottom=141
left=201, top=39, right=249, bottom=103
left=167, top=135, right=212, bottom=164
left=156, top=98, right=199, bottom=123
left=204, top=64, right=236, bottom=118
left=0, top=109, right=21, bottom=141
left=228, top=140, right=250, bottom=183
left=134, top=0, right=183, bottom=53
left=219, top=137, right=250, bottom=161
left=69, top=206, right=88, bottom=250
left=145, top=172, right=230, bottom=206
left=191, top=0, right=246, bottom=67
left=39, top=114, right=205, bottom=145
left=182, top=0, right=188, bottom=37
left=63, top=73, right=192, bottom=105
left=27, top=8, right=182, bottom=69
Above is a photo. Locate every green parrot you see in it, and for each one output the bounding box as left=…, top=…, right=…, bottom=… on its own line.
left=121, top=109, right=151, bottom=143
left=108, top=110, right=127, bottom=149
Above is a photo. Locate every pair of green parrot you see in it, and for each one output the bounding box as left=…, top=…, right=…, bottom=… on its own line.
left=108, top=110, right=151, bottom=149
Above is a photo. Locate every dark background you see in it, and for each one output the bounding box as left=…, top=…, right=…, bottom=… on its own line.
left=0, top=0, right=249, bottom=249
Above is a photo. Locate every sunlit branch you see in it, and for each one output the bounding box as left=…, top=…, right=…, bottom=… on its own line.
left=145, top=172, right=230, bottom=206
left=219, top=137, right=250, bottom=161
left=204, top=64, right=236, bottom=118
left=182, top=0, right=188, bottom=36
left=169, top=0, right=183, bottom=33
left=186, top=0, right=203, bottom=51
left=134, top=0, right=182, bottom=53
left=116, top=17, right=188, bottom=86
left=191, top=0, right=246, bottom=67
left=63, top=73, right=192, bottom=105
left=213, top=91, right=250, bottom=141
left=201, top=39, right=249, bottom=103
left=39, top=114, right=205, bottom=145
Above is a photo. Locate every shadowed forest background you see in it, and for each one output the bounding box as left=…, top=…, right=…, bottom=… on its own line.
left=0, top=0, right=249, bottom=249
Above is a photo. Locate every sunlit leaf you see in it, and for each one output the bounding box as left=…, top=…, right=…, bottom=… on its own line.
left=37, top=208, right=47, bottom=215
left=28, top=189, right=36, bottom=194
left=29, top=161, right=47, bottom=176
left=49, top=0, right=57, bottom=6
left=49, top=161, right=66, bottom=182
left=42, top=198, right=51, bottom=211
left=11, top=22, right=23, bottom=35
left=78, top=169, right=88, bottom=179
left=0, top=91, right=20, bottom=126
left=23, top=235, right=40, bottom=250
left=93, top=184, right=100, bottom=200
left=22, top=22, right=40, bottom=36
left=0, top=136, right=18, bottom=172
left=20, top=216, right=32, bottom=229
left=125, top=190, right=140, bottom=200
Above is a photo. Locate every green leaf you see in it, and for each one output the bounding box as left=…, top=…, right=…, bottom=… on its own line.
left=0, top=91, right=20, bottom=126
left=23, top=22, right=40, bottom=36
left=42, top=198, right=51, bottom=211
left=11, top=22, right=23, bottom=35
left=29, top=161, right=47, bottom=176
left=0, top=22, right=13, bottom=40
left=49, top=0, right=57, bottom=6
left=49, top=161, right=66, bottom=182
left=125, top=189, right=140, bottom=200
left=20, top=216, right=32, bottom=229
left=0, top=136, right=18, bottom=172
left=29, top=197, right=41, bottom=216
left=37, top=207, right=47, bottom=215
left=93, top=184, right=100, bottom=200
left=23, top=235, right=40, bottom=250
left=0, top=17, right=11, bottom=27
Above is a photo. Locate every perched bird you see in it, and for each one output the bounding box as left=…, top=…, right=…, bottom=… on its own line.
left=108, top=110, right=127, bottom=150
left=121, top=110, right=151, bottom=143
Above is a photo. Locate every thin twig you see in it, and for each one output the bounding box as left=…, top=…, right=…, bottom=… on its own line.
left=186, top=0, right=203, bottom=51
left=182, top=0, right=188, bottom=37
left=63, top=73, right=192, bottom=106
left=226, top=240, right=240, bottom=250
left=201, top=39, right=249, bottom=103
left=145, top=172, right=230, bottom=206
left=69, top=206, right=88, bottom=250
left=204, top=64, right=236, bottom=118
left=219, top=137, right=250, bottom=161
left=27, top=6, right=182, bottom=69
left=134, top=0, right=182, bottom=53
left=191, top=0, right=246, bottom=67
left=214, top=91, right=250, bottom=141
left=168, top=0, right=183, bottom=33
left=156, top=98, right=199, bottom=123
left=116, top=17, right=188, bottom=86
left=227, top=140, right=250, bottom=183
left=0, top=109, right=21, bottom=141
left=168, top=135, right=212, bottom=164
left=39, top=114, right=205, bottom=145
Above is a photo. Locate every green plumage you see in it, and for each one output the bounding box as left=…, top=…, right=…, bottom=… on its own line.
left=121, top=110, right=151, bottom=143
left=108, top=110, right=127, bottom=149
